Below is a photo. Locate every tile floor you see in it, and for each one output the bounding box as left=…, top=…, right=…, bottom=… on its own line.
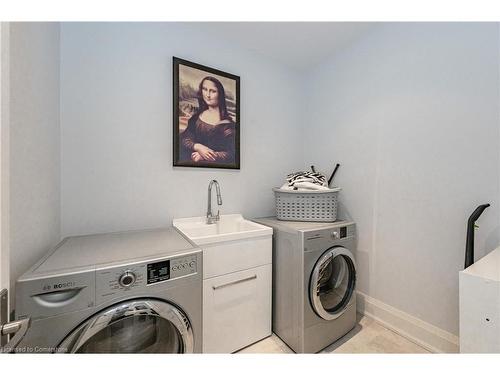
left=237, top=314, right=430, bottom=354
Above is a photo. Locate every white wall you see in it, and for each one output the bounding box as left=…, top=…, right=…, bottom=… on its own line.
left=60, top=23, right=304, bottom=237
left=9, top=23, right=61, bottom=295
left=29, top=21, right=500, bottom=340
left=303, top=23, right=500, bottom=336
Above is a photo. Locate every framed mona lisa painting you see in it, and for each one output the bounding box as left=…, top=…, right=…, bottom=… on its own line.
left=173, top=57, right=240, bottom=169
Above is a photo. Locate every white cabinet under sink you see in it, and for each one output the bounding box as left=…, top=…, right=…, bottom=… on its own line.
left=173, top=214, right=273, bottom=353
left=203, top=264, right=272, bottom=353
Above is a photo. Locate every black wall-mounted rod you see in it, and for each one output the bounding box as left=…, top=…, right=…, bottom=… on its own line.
left=328, top=163, right=340, bottom=186
left=465, top=204, right=490, bottom=269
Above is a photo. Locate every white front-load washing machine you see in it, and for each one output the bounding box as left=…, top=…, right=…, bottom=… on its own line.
left=254, top=218, right=357, bottom=353
left=14, top=227, right=202, bottom=353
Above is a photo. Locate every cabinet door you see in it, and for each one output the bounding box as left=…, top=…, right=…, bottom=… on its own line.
left=203, top=264, right=272, bottom=353
left=203, top=236, right=272, bottom=279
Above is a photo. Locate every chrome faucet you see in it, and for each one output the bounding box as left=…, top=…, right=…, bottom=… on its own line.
left=207, top=180, right=222, bottom=224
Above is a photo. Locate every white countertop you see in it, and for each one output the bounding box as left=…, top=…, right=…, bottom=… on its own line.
left=462, top=246, right=500, bottom=282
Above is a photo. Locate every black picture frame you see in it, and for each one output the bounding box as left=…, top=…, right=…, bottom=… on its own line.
left=173, top=57, right=240, bottom=169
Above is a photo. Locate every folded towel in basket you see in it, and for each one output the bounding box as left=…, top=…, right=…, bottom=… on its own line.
left=286, top=171, right=327, bottom=187
left=281, top=171, right=331, bottom=191
left=293, top=181, right=331, bottom=190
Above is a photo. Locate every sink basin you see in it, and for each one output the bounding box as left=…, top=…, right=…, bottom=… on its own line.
left=173, top=214, right=272, bottom=245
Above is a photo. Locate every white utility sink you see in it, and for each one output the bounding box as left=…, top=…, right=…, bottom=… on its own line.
left=173, top=214, right=272, bottom=245
left=174, top=213, right=273, bottom=353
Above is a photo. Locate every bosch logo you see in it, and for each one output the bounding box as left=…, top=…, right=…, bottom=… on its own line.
left=53, top=281, right=75, bottom=289
left=42, top=281, right=76, bottom=292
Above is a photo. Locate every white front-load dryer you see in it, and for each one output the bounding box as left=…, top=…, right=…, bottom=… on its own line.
left=254, top=218, right=357, bottom=353
left=14, top=227, right=202, bottom=353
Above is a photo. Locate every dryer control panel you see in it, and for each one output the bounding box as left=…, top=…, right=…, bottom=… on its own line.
left=95, top=253, right=199, bottom=305
left=303, top=223, right=356, bottom=253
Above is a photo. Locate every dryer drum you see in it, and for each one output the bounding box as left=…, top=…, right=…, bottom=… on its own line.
left=310, top=247, right=356, bottom=321
left=57, top=299, right=194, bottom=353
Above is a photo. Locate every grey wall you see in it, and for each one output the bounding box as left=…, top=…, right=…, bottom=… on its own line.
left=9, top=23, right=60, bottom=293
left=303, top=23, right=500, bottom=335
left=60, top=23, right=304, bottom=237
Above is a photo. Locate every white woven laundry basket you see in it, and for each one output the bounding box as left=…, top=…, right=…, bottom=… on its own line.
left=272, top=187, right=341, bottom=222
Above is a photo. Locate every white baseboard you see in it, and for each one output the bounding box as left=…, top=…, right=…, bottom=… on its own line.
left=356, top=291, right=459, bottom=353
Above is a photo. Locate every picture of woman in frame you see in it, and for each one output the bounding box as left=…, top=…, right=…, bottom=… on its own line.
left=173, top=57, right=240, bottom=169
left=180, top=76, right=236, bottom=164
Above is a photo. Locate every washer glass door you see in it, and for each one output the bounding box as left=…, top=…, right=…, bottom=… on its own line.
left=59, top=299, right=193, bottom=353
left=310, top=247, right=356, bottom=321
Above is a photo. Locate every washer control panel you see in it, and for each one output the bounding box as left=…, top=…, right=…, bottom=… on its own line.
left=95, top=253, right=198, bottom=305
left=330, top=226, right=348, bottom=240
left=304, top=223, right=356, bottom=247
left=146, top=255, right=197, bottom=285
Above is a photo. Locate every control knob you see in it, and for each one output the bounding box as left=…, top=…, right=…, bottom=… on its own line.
left=119, top=271, right=137, bottom=288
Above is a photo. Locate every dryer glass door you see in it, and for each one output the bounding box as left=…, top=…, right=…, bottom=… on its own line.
left=58, top=299, right=194, bottom=353
left=310, top=247, right=356, bottom=321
